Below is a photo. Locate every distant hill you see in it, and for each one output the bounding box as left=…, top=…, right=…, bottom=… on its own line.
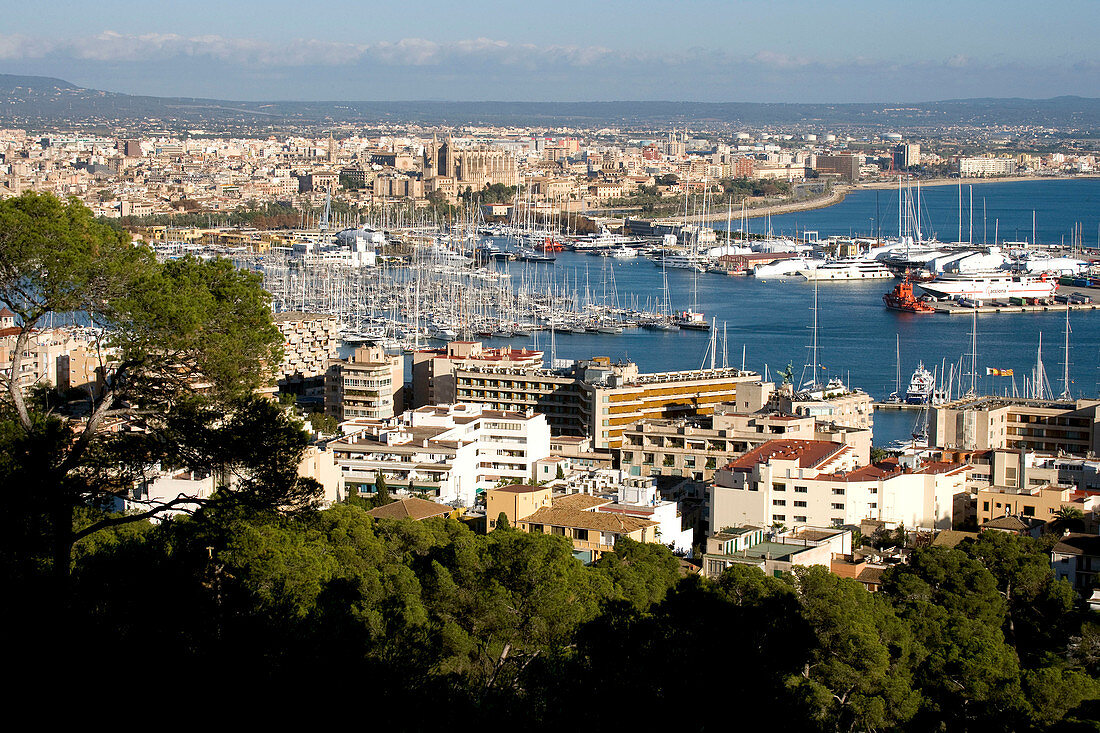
left=2, top=73, right=1099, bottom=131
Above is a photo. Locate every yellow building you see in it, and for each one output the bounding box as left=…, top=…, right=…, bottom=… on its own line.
left=486, top=484, right=552, bottom=529
left=976, top=483, right=1097, bottom=525
left=585, top=360, right=758, bottom=450
left=487, top=487, right=659, bottom=557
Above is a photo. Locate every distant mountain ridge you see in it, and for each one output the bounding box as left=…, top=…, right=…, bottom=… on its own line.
left=2, top=73, right=1100, bottom=130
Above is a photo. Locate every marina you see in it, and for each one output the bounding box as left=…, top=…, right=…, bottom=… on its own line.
left=150, top=179, right=1100, bottom=447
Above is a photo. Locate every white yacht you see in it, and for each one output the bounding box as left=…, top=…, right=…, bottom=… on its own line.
left=657, top=252, right=710, bottom=271
left=608, top=245, right=638, bottom=259
left=799, top=259, right=894, bottom=281
left=753, top=257, right=816, bottom=279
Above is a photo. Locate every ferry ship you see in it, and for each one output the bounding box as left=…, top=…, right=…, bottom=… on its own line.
left=917, top=271, right=1057, bottom=301
left=799, top=259, right=894, bottom=281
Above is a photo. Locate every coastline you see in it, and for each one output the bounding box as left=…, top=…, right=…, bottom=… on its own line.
left=686, top=173, right=1098, bottom=225
left=853, top=173, right=1100, bottom=190
left=687, top=185, right=849, bottom=224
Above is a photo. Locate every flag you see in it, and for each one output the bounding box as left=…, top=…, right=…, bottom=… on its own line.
left=986, top=368, right=1013, bottom=376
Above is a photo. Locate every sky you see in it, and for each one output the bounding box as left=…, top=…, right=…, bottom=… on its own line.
left=1, top=0, right=1098, bottom=102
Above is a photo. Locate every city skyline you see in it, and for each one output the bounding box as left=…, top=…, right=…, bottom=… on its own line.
left=2, top=0, right=1099, bottom=102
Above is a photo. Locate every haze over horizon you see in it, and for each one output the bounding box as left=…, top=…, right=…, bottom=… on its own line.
left=2, top=0, right=1098, bottom=103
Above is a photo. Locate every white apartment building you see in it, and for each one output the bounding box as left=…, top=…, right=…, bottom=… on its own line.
left=330, top=403, right=550, bottom=506
left=959, top=156, right=1017, bottom=177
left=711, top=439, right=966, bottom=532
left=0, top=310, right=100, bottom=392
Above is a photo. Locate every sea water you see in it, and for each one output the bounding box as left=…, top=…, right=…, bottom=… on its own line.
left=477, top=179, right=1100, bottom=445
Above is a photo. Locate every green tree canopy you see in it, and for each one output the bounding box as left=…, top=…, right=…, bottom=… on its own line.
left=0, top=192, right=311, bottom=591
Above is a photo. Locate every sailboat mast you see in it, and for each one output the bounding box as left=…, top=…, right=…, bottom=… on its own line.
left=1061, top=307, right=1072, bottom=400
left=969, top=308, right=977, bottom=395
left=812, top=279, right=819, bottom=386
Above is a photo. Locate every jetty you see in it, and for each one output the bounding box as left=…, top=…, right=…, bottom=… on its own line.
left=932, top=286, right=1099, bottom=315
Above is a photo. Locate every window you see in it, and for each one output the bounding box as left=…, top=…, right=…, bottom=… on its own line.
left=573, top=528, right=589, bottom=541
left=794, top=501, right=807, bottom=508
left=869, top=503, right=877, bottom=509
left=1022, top=505, right=1035, bottom=516
left=772, top=515, right=785, bottom=522
left=794, top=515, right=807, bottom=522
left=529, top=524, right=543, bottom=533
left=551, top=526, right=566, bottom=536
left=772, top=499, right=786, bottom=506
left=983, top=501, right=989, bottom=512
left=832, top=488, right=845, bottom=495
left=795, top=486, right=807, bottom=493
left=831, top=503, right=845, bottom=510
left=772, top=483, right=786, bottom=492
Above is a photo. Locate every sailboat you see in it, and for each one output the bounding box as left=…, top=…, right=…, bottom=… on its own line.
left=674, top=232, right=709, bottom=331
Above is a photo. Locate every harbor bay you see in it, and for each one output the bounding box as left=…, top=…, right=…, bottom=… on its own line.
left=470, top=179, right=1100, bottom=446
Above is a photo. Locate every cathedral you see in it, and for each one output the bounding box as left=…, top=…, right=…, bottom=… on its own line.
left=423, top=133, right=517, bottom=198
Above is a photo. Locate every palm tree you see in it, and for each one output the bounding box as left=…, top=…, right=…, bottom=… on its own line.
left=1056, top=506, right=1085, bottom=521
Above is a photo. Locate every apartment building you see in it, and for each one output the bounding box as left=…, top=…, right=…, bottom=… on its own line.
left=585, top=360, right=759, bottom=450
left=619, top=405, right=872, bottom=482
left=0, top=311, right=100, bottom=393
left=272, top=311, right=340, bottom=392
left=959, top=156, right=1017, bottom=177
left=328, top=403, right=550, bottom=506
left=711, top=439, right=966, bottom=533
left=702, top=524, right=852, bottom=579
left=772, top=380, right=875, bottom=433
left=453, top=364, right=588, bottom=436
left=412, top=340, right=544, bottom=407
left=977, top=483, right=1097, bottom=525
left=325, top=345, right=404, bottom=421
left=815, top=154, right=860, bottom=182
left=931, top=396, right=1100, bottom=455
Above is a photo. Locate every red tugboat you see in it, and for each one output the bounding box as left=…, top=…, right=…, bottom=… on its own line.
left=883, top=273, right=936, bottom=313
left=536, top=237, right=564, bottom=252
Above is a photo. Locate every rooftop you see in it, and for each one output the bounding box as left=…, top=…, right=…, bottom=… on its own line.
left=366, top=497, right=452, bottom=521
left=522, top=506, right=658, bottom=534
left=1053, top=533, right=1100, bottom=556
left=725, top=439, right=846, bottom=471
left=552, top=493, right=610, bottom=510
left=491, top=484, right=548, bottom=494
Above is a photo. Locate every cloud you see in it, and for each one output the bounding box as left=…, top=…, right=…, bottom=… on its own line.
left=1, top=30, right=1096, bottom=102
left=0, top=31, right=624, bottom=70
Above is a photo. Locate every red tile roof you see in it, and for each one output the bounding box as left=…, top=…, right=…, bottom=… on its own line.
left=815, top=464, right=898, bottom=482
left=724, top=439, right=846, bottom=471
